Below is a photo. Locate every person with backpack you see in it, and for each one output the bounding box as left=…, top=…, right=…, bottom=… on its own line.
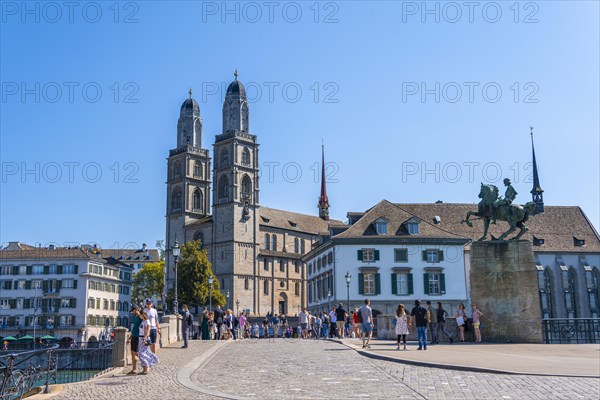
left=358, top=299, right=373, bottom=349
left=176, top=304, right=193, bottom=348
left=409, top=299, right=430, bottom=350
left=436, top=302, right=453, bottom=344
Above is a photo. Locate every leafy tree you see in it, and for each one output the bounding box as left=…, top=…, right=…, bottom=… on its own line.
left=176, top=240, right=225, bottom=309
left=132, top=261, right=164, bottom=307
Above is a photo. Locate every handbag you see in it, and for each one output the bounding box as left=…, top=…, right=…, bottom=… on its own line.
left=456, top=316, right=465, bottom=326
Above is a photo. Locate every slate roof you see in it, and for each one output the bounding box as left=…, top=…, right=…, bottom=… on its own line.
left=0, top=247, right=101, bottom=261
left=100, top=248, right=160, bottom=262
left=334, top=200, right=470, bottom=242
left=394, top=203, right=600, bottom=253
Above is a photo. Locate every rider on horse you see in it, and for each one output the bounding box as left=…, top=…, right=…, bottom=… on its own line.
left=492, top=178, right=517, bottom=224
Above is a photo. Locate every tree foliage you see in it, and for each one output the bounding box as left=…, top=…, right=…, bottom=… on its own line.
left=132, top=261, right=164, bottom=306
left=177, top=240, right=225, bottom=309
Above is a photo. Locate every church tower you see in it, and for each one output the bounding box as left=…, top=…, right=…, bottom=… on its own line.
left=530, top=127, right=544, bottom=214
left=165, top=89, right=212, bottom=296
left=212, top=70, right=260, bottom=312
left=317, top=144, right=330, bottom=221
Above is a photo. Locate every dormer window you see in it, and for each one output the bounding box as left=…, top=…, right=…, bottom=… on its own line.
left=573, top=237, right=585, bottom=247
left=374, top=218, right=388, bottom=235
left=533, top=236, right=545, bottom=246
left=408, top=222, right=420, bottom=235
left=288, top=221, right=297, bottom=228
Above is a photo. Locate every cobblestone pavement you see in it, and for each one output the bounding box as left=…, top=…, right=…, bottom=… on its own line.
left=197, top=339, right=600, bottom=400
left=40, top=339, right=600, bottom=400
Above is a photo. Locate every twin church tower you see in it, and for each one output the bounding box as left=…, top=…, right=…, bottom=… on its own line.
left=165, top=72, right=333, bottom=316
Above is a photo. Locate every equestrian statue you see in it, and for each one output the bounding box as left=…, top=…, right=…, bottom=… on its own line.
left=464, top=178, right=537, bottom=241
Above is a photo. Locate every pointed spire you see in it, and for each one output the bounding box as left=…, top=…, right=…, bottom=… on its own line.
left=234, top=69, right=239, bottom=81
left=188, top=87, right=193, bottom=98
left=530, top=126, right=544, bottom=213
left=318, top=142, right=330, bottom=221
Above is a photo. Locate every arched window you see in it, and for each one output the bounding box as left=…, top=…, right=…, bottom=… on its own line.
left=294, top=282, right=300, bottom=296
left=193, top=188, right=202, bottom=211
left=563, top=267, right=578, bottom=318
left=241, top=175, right=252, bottom=201
left=587, top=267, right=600, bottom=318
left=272, top=234, right=277, bottom=251
left=300, top=239, right=305, bottom=253
left=171, top=187, right=182, bottom=211
left=294, top=238, right=299, bottom=253
left=218, top=175, right=229, bottom=200
left=221, top=149, right=229, bottom=167
left=193, top=162, right=201, bottom=178
left=539, top=267, right=554, bottom=319
left=242, top=147, right=250, bottom=165
left=264, top=234, right=270, bottom=250
left=174, top=161, right=181, bottom=178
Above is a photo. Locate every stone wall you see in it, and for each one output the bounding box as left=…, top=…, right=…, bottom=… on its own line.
left=469, top=240, right=542, bottom=343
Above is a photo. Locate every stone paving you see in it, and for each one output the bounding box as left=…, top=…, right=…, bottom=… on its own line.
left=36, top=338, right=600, bottom=400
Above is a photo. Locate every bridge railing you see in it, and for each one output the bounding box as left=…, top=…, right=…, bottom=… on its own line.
left=541, top=318, right=600, bottom=344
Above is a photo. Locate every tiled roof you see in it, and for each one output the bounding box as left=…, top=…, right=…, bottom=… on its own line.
left=0, top=247, right=100, bottom=261
left=100, top=248, right=160, bottom=262
left=259, top=206, right=343, bottom=235
left=334, top=200, right=470, bottom=242
left=395, top=203, right=600, bottom=253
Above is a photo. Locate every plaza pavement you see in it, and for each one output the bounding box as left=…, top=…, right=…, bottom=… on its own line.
left=30, top=338, right=600, bottom=400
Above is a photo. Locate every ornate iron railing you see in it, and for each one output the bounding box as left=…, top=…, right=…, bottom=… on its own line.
left=542, top=318, right=600, bottom=344
left=0, top=344, right=58, bottom=400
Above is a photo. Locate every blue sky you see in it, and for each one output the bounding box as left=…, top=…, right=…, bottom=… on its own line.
left=1, top=1, right=599, bottom=248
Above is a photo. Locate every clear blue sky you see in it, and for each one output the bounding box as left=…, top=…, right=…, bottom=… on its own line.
left=1, top=1, right=599, bottom=248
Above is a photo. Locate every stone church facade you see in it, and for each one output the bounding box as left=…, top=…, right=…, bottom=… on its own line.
left=165, top=73, right=339, bottom=316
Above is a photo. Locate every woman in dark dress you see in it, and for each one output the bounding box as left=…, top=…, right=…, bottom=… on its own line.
left=201, top=310, right=211, bottom=340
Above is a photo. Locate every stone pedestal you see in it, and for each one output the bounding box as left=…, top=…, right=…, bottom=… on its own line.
left=112, top=327, right=128, bottom=367
left=470, top=240, right=542, bottom=343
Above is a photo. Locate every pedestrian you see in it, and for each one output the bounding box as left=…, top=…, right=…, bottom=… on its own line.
left=395, top=304, right=409, bottom=350
left=426, top=301, right=438, bottom=344
left=238, top=311, right=247, bottom=340
left=126, top=305, right=142, bottom=374
left=358, top=299, right=373, bottom=349
left=137, top=309, right=159, bottom=374
left=456, top=303, right=467, bottom=342
left=472, top=303, right=484, bottom=342
left=436, top=302, right=453, bottom=344
left=144, top=298, right=161, bottom=354
left=299, top=308, right=309, bottom=339
left=201, top=310, right=211, bottom=340
left=409, top=300, right=430, bottom=351
left=214, top=305, right=224, bottom=340
left=177, top=304, right=193, bottom=348
left=329, top=308, right=337, bottom=338
left=335, top=303, right=346, bottom=338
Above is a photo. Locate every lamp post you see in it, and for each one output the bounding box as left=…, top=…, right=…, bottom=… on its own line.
left=208, top=276, right=214, bottom=311
left=236, top=299, right=240, bottom=316
left=172, top=240, right=180, bottom=315
left=33, top=281, right=40, bottom=348
left=345, top=272, right=351, bottom=314
left=327, top=289, right=332, bottom=310
left=226, top=290, right=230, bottom=310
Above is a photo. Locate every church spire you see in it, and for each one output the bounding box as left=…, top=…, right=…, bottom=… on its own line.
left=530, top=126, right=544, bottom=214
left=318, top=143, right=330, bottom=221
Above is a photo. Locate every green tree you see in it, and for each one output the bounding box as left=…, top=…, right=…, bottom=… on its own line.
left=132, top=261, right=165, bottom=307
left=177, top=240, right=225, bottom=309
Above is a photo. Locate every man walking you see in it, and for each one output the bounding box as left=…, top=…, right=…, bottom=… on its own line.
left=436, top=302, right=454, bottom=343
left=335, top=303, right=346, bottom=338
left=177, top=304, right=193, bottom=348
left=144, top=298, right=160, bottom=354
left=126, top=305, right=142, bottom=374
left=214, top=305, right=224, bottom=340
left=359, top=299, right=373, bottom=349
left=426, top=301, right=438, bottom=344
left=410, top=300, right=430, bottom=350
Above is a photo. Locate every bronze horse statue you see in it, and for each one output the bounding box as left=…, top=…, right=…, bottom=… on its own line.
left=464, top=183, right=536, bottom=241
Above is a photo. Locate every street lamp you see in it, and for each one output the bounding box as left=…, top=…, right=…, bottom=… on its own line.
left=345, top=272, right=352, bottom=314
left=226, top=290, right=230, bottom=310
left=208, top=276, right=214, bottom=311
left=236, top=299, right=240, bottom=316
left=172, top=240, right=180, bottom=315
left=327, top=289, right=332, bottom=310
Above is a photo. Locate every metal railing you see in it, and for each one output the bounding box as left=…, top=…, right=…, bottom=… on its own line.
left=542, top=318, right=600, bottom=344
left=0, top=344, right=58, bottom=400
left=54, top=342, right=114, bottom=384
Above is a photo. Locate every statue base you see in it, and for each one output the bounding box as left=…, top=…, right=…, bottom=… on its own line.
left=470, top=240, right=542, bottom=343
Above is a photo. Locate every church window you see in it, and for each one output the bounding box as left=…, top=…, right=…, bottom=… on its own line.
left=264, top=234, right=270, bottom=250
left=587, top=268, right=599, bottom=318
left=294, top=238, right=299, bottom=253
left=218, top=175, right=229, bottom=201
left=279, top=280, right=285, bottom=288
left=264, top=259, right=269, bottom=271
left=221, top=149, right=229, bottom=167
left=300, top=239, right=305, bottom=253
left=539, top=267, right=554, bottom=319
left=241, top=147, right=250, bottom=166
left=193, top=162, right=202, bottom=178
left=272, top=234, right=277, bottom=251
left=171, top=187, right=182, bottom=211
left=295, top=261, right=300, bottom=274
left=263, top=281, right=269, bottom=295
left=563, top=267, right=578, bottom=318
left=279, top=260, right=285, bottom=273
left=193, top=189, right=203, bottom=212
left=241, top=175, right=252, bottom=201
left=244, top=278, right=249, bottom=290
left=174, top=161, right=181, bottom=178
left=294, top=282, right=300, bottom=296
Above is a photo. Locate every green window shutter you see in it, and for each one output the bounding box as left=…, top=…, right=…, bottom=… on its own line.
left=422, top=250, right=427, bottom=261
left=391, top=273, right=397, bottom=295
left=374, top=250, right=380, bottom=261
left=57, top=265, right=63, bottom=274
left=438, top=250, right=444, bottom=262
left=26, top=266, right=32, bottom=275
left=9, top=299, right=16, bottom=309
left=42, top=280, right=48, bottom=292
left=73, top=280, right=78, bottom=289
left=440, top=273, right=446, bottom=294
left=12, top=266, right=19, bottom=275
left=71, top=299, right=77, bottom=308
left=423, top=273, right=430, bottom=295
left=375, top=273, right=381, bottom=294
left=74, top=265, right=79, bottom=274
left=25, top=280, right=32, bottom=290
left=358, top=273, right=364, bottom=295
left=357, top=250, right=363, bottom=261
left=408, top=273, right=414, bottom=294
left=43, top=266, right=49, bottom=275
left=57, top=280, right=62, bottom=290
left=24, top=299, right=30, bottom=309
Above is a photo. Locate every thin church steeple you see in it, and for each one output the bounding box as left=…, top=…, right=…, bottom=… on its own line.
left=318, top=143, right=330, bottom=221
left=530, top=126, right=544, bottom=214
